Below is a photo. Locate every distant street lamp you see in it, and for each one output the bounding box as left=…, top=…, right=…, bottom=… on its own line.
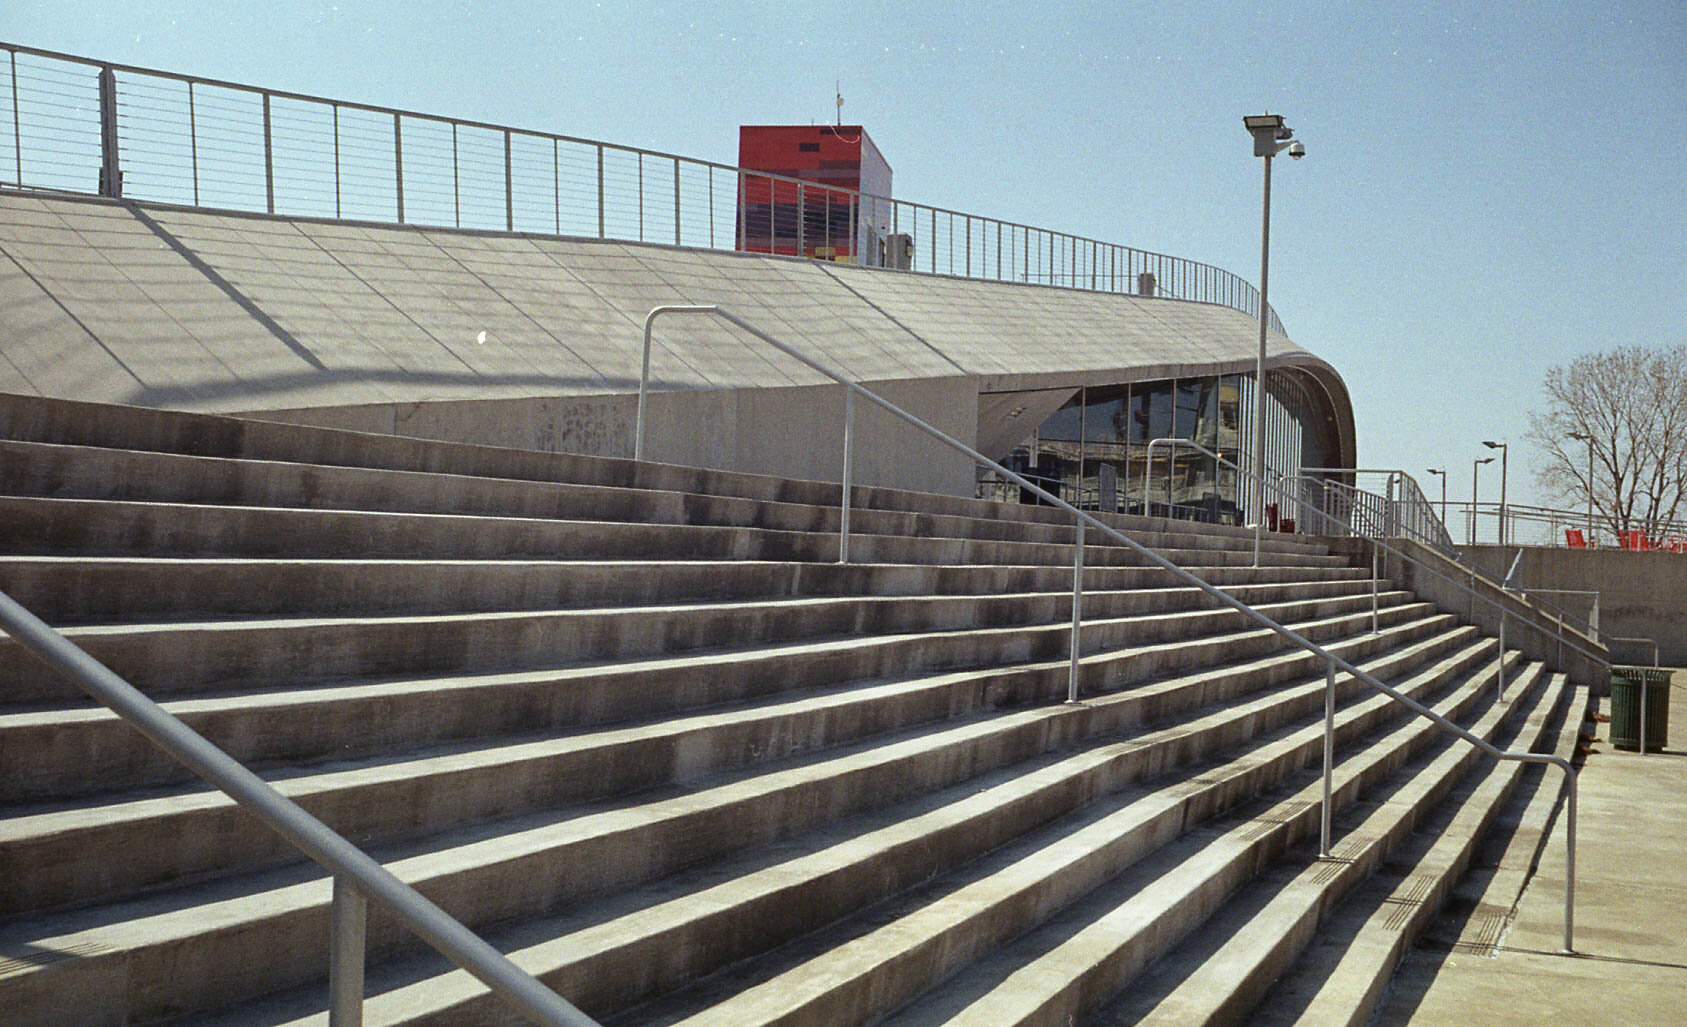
left=1243, top=113, right=1305, bottom=566
left=1426, top=468, right=1447, bottom=528
left=1568, top=431, right=1594, bottom=541
left=1472, top=456, right=1495, bottom=545
left=1482, top=441, right=1509, bottom=545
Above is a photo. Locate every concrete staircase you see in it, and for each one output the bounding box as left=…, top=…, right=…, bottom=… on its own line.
left=0, top=395, right=1583, bottom=1025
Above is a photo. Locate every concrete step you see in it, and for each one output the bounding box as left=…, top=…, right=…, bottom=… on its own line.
left=1241, top=676, right=1583, bottom=1027
left=0, top=582, right=1414, bottom=706
left=0, top=393, right=1317, bottom=553
left=0, top=600, right=1435, bottom=915
left=0, top=617, right=1474, bottom=1024
left=0, top=554, right=1371, bottom=624
left=0, top=439, right=1336, bottom=560
left=0, top=578, right=1389, bottom=802
left=880, top=654, right=1547, bottom=1027
left=0, top=495, right=1352, bottom=574
left=610, top=642, right=1523, bottom=1027
left=1095, top=665, right=1569, bottom=1025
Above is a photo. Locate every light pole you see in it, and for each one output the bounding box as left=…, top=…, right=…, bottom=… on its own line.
left=1472, top=456, right=1494, bottom=545
left=1426, top=468, right=1447, bottom=529
left=1483, top=441, right=1508, bottom=545
left=1568, top=432, right=1594, bottom=542
left=1243, top=114, right=1304, bottom=566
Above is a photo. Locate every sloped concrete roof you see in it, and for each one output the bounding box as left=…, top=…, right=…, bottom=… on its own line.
left=0, top=190, right=1343, bottom=423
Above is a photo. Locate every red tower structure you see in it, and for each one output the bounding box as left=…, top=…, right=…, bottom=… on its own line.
left=736, top=125, right=893, bottom=265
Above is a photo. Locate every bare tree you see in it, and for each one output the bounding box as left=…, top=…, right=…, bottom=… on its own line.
left=1526, top=344, right=1687, bottom=542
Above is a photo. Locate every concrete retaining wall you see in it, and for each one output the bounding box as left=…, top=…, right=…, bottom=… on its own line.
left=1462, top=545, right=1687, bottom=667
left=1329, top=539, right=1610, bottom=691
left=245, top=375, right=981, bottom=497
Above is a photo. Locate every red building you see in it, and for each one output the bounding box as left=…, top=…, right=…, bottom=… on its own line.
left=736, top=125, right=893, bottom=265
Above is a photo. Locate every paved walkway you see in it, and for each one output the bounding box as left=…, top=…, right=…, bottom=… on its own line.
left=1381, top=669, right=1687, bottom=1023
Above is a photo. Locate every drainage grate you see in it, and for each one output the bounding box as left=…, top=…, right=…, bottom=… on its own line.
left=1381, top=873, right=1439, bottom=930
left=1240, top=800, right=1314, bottom=841
left=1311, top=833, right=1375, bottom=883
left=1449, top=907, right=1508, bottom=957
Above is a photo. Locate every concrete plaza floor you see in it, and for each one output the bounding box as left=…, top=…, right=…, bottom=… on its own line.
left=1380, top=668, right=1687, bottom=1024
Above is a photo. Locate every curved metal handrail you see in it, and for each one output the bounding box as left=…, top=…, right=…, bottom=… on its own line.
left=1139, top=438, right=1609, bottom=676
left=0, top=592, right=594, bottom=1026
left=635, top=304, right=1581, bottom=952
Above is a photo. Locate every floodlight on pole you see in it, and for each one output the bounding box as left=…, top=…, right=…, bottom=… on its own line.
left=1483, top=441, right=1508, bottom=545
left=1568, top=432, right=1594, bottom=539
left=1426, top=468, right=1447, bottom=529
left=1242, top=113, right=1303, bottom=567
left=1472, top=456, right=1495, bottom=546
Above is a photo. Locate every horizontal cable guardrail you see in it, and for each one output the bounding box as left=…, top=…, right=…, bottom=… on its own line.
left=634, top=303, right=1582, bottom=953
left=0, top=40, right=1282, bottom=333
left=1441, top=499, right=1687, bottom=550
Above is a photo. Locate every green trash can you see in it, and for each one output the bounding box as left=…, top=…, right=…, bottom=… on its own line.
left=1610, top=666, right=1671, bottom=752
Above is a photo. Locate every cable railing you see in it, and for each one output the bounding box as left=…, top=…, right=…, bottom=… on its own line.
left=0, top=591, right=596, bottom=1027
left=0, top=39, right=1282, bottom=332
left=1444, top=500, right=1687, bottom=550
left=635, top=304, right=1583, bottom=953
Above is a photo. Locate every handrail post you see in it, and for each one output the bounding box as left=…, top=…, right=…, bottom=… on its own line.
left=504, top=130, right=514, bottom=232
left=839, top=388, right=854, bottom=564
left=262, top=91, right=274, bottom=214
left=329, top=875, right=367, bottom=1027
left=635, top=304, right=724, bottom=463
left=97, top=65, right=122, bottom=197
left=1068, top=517, right=1085, bottom=703
left=393, top=113, right=404, bottom=224
left=1640, top=673, right=1648, bottom=756
left=1564, top=767, right=1577, bottom=952
left=1497, top=611, right=1507, bottom=702
left=1371, top=540, right=1379, bottom=634
left=1321, top=658, right=1335, bottom=858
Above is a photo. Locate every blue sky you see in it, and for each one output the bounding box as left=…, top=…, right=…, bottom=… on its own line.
left=11, top=1, right=1686, bottom=513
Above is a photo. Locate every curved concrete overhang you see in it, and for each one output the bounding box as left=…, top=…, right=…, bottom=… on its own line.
left=0, top=190, right=1356, bottom=473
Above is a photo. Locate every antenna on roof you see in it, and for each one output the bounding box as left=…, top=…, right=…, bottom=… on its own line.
left=835, top=80, right=843, bottom=126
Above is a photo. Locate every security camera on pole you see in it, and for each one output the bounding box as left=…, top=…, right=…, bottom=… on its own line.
left=1242, top=113, right=1304, bottom=566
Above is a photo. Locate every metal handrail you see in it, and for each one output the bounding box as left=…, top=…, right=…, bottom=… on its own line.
left=1276, top=479, right=1612, bottom=677
left=1140, top=435, right=1281, bottom=568
left=0, top=591, right=594, bottom=1027
left=1139, top=442, right=1610, bottom=682
left=1510, top=587, right=1599, bottom=642
left=1608, top=635, right=1660, bottom=668
left=1295, top=473, right=1601, bottom=643
left=634, top=303, right=1581, bottom=952
left=0, top=39, right=1282, bottom=332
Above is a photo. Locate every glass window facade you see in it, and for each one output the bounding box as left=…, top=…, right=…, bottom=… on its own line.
left=987, top=368, right=1336, bottom=527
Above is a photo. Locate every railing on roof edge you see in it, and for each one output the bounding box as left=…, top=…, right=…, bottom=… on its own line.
left=0, top=40, right=1284, bottom=335
left=636, top=304, right=1583, bottom=954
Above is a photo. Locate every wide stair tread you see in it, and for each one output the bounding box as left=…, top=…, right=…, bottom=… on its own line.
left=613, top=637, right=1515, bottom=1027
left=2, top=616, right=1470, bottom=1023
left=878, top=649, right=1540, bottom=1027
left=0, top=438, right=1338, bottom=559
left=1095, top=663, right=1569, bottom=1025
left=0, top=604, right=1450, bottom=918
